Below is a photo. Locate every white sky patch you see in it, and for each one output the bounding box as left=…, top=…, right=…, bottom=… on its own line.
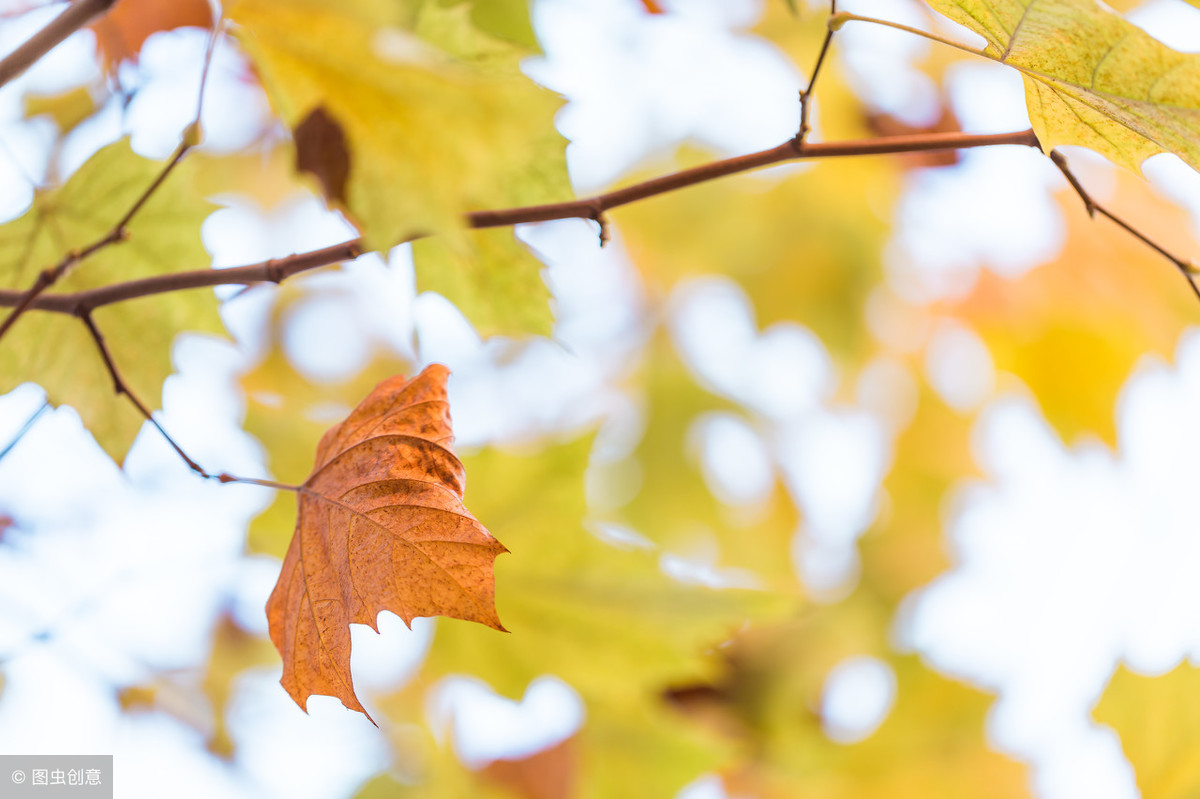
left=126, top=29, right=272, bottom=158
left=427, top=675, right=584, bottom=768
left=888, top=146, right=1064, bottom=301
left=349, top=615, right=434, bottom=694
left=282, top=293, right=374, bottom=382
left=778, top=408, right=888, bottom=595
left=836, top=0, right=939, bottom=124
left=670, top=277, right=835, bottom=420
left=924, top=321, right=995, bottom=412
left=690, top=412, right=774, bottom=508
left=946, top=61, right=1031, bottom=134
left=820, top=655, right=897, bottom=744
left=527, top=0, right=802, bottom=190
left=1125, top=0, right=1200, bottom=52
left=227, top=671, right=387, bottom=799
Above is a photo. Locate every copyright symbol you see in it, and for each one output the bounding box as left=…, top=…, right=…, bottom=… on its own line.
left=10, top=770, right=25, bottom=783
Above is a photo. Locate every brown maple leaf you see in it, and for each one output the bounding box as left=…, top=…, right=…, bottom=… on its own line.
left=266, top=364, right=507, bottom=720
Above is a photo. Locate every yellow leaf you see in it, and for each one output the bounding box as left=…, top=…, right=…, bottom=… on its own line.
left=418, top=436, right=789, bottom=796
left=23, top=85, right=97, bottom=134
left=1094, top=661, right=1200, bottom=799
left=0, top=140, right=222, bottom=463
left=427, top=436, right=789, bottom=701
left=924, top=0, right=1200, bottom=173
left=678, top=613, right=1030, bottom=799
left=229, top=0, right=569, bottom=250
left=608, top=333, right=802, bottom=592
left=412, top=228, right=553, bottom=338
left=860, top=386, right=978, bottom=605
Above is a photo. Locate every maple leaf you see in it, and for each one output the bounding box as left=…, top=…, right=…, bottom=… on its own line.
left=228, top=0, right=568, bottom=250
left=922, top=0, right=1200, bottom=173
left=266, top=364, right=507, bottom=720
left=0, top=139, right=221, bottom=463
left=411, top=227, right=554, bottom=339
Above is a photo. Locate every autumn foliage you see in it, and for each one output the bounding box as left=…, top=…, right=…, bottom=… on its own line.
left=1, top=0, right=1200, bottom=798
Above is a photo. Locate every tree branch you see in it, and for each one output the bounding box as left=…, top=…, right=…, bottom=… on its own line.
left=0, top=399, right=49, bottom=463
left=797, top=0, right=839, bottom=145
left=1050, top=149, right=1200, bottom=303
left=0, top=0, right=118, bottom=89
left=0, top=21, right=224, bottom=342
left=79, top=310, right=212, bottom=477
left=0, top=128, right=1041, bottom=314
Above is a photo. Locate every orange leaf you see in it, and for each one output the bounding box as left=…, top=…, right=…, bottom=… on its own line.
left=90, top=0, right=212, bottom=73
left=266, top=364, right=507, bottom=720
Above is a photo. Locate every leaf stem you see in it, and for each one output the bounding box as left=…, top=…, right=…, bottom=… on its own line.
left=829, top=11, right=988, bottom=58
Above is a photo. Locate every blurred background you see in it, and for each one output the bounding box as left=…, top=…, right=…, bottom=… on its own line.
left=1, top=0, right=1200, bottom=796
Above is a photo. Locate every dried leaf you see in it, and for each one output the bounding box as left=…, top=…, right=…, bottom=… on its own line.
left=294, top=106, right=350, bottom=206
left=266, top=364, right=507, bottom=719
left=229, top=0, right=568, bottom=250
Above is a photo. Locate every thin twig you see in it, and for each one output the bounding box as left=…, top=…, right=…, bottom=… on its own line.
left=0, top=129, right=1041, bottom=314
left=1050, top=149, right=1200, bottom=303
left=79, top=311, right=213, bottom=477
left=796, top=0, right=838, bottom=146
left=0, top=399, right=50, bottom=463
left=0, top=20, right=225, bottom=342
left=77, top=308, right=303, bottom=489
left=0, top=0, right=117, bottom=89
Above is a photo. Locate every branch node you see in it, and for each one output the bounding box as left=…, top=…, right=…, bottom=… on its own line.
left=265, top=258, right=285, bottom=283
left=591, top=209, right=610, bottom=247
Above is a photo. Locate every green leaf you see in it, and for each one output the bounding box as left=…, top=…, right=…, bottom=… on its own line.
left=412, top=229, right=553, bottom=338
left=0, top=140, right=221, bottom=463
left=1094, top=661, right=1200, bottom=799
left=418, top=435, right=791, bottom=796
left=923, top=0, right=1200, bottom=173
left=229, top=0, right=569, bottom=250
left=608, top=334, right=802, bottom=592
left=427, top=435, right=791, bottom=700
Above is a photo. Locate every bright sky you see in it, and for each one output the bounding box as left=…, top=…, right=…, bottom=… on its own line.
left=0, top=1, right=1199, bottom=797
